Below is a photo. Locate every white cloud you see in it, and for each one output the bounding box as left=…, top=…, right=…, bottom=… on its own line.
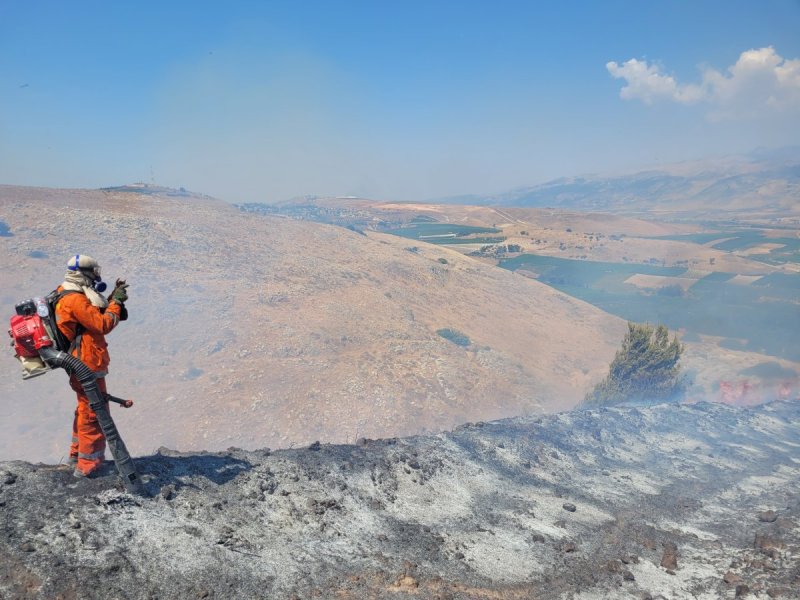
left=607, top=47, right=800, bottom=119
left=606, top=58, right=704, bottom=105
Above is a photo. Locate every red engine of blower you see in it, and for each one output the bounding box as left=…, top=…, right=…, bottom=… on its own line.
left=8, top=314, right=54, bottom=358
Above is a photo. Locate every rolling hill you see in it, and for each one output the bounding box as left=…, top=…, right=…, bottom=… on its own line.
left=1, top=184, right=796, bottom=466
left=0, top=185, right=624, bottom=463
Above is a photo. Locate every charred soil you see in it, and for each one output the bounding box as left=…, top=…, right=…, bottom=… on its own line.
left=1, top=401, right=798, bottom=599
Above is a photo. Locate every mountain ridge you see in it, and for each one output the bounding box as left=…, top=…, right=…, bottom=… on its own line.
left=429, top=150, right=800, bottom=217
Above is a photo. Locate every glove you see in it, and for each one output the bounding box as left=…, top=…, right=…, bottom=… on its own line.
left=111, top=279, right=129, bottom=304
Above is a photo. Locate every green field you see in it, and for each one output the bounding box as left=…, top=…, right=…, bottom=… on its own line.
left=439, top=237, right=507, bottom=245
left=651, top=230, right=800, bottom=265
left=500, top=254, right=800, bottom=362
left=653, top=232, right=735, bottom=245
left=384, top=223, right=505, bottom=244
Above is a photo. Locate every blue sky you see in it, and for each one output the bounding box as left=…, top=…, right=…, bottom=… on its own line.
left=1, top=1, right=798, bottom=202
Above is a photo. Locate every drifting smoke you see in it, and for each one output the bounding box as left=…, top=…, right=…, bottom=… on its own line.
left=715, top=379, right=799, bottom=407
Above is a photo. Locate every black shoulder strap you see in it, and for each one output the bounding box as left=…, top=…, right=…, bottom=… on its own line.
left=53, top=289, right=82, bottom=302
left=53, top=289, right=85, bottom=355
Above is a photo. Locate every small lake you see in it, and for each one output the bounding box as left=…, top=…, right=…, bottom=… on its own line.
left=500, top=253, right=800, bottom=363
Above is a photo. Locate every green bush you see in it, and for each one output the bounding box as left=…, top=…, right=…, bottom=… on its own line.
left=583, top=322, right=684, bottom=407
left=436, top=328, right=471, bottom=347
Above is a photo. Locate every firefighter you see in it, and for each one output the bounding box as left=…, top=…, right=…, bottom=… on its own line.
left=54, top=254, right=129, bottom=477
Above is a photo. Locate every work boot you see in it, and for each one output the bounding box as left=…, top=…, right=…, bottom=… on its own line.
left=73, top=462, right=115, bottom=479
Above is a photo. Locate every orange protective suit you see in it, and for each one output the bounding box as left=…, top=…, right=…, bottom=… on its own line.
left=55, top=289, right=124, bottom=476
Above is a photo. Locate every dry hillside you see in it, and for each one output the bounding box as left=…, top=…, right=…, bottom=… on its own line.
left=1, top=185, right=795, bottom=465
left=1, top=185, right=624, bottom=463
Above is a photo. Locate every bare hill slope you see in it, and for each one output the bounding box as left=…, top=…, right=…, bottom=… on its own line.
left=0, top=185, right=627, bottom=463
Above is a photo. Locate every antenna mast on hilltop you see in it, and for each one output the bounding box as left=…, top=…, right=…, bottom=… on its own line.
left=150, top=165, right=155, bottom=185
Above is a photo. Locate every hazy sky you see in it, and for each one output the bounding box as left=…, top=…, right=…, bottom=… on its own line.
left=1, top=1, right=798, bottom=202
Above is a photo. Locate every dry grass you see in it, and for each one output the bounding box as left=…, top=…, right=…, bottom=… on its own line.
left=2, top=185, right=796, bottom=465
left=0, top=186, right=626, bottom=462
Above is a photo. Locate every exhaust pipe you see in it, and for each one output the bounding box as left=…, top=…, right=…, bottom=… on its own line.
left=39, top=347, right=145, bottom=495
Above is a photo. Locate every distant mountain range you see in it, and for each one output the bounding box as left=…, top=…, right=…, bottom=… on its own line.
left=435, top=147, right=800, bottom=216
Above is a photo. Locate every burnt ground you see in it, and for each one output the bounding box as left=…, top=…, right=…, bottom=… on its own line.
left=1, top=400, right=798, bottom=599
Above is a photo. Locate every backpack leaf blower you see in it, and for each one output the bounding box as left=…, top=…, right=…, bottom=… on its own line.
left=8, top=296, right=145, bottom=495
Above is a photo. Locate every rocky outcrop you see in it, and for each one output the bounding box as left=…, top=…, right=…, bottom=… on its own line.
left=1, top=400, right=798, bottom=599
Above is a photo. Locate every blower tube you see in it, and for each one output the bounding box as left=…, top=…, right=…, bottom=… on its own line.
left=38, top=347, right=145, bottom=495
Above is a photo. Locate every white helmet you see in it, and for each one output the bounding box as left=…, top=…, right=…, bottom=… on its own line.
left=66, top=254, right=102, bottom=280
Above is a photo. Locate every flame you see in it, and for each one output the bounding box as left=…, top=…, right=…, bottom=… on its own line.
left=716, top=379, right=799, bottom=407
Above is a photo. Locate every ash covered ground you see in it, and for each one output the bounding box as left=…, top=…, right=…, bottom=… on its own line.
left=1, top=401, right=798, bottom=599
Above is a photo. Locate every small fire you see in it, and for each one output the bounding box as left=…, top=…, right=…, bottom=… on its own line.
left=716, top=379, right=799, bottom=407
